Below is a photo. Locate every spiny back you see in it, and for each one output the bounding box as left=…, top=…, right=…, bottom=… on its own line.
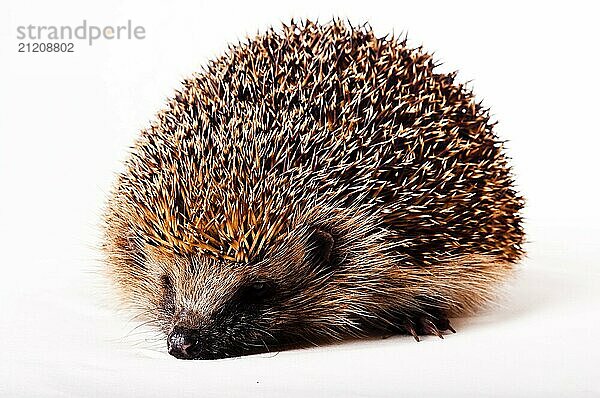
left=113, top=19, right=523, bottom=264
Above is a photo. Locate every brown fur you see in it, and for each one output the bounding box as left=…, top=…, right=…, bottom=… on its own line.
left=103, top=19, right=524, bottom=359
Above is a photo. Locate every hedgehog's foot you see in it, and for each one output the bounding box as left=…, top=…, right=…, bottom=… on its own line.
left=397, top=312, right=456, bottom=341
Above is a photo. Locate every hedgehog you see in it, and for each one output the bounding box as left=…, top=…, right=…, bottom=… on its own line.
left=103, top=19, right=524, bottom=360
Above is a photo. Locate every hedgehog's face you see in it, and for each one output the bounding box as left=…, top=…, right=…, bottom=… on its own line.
left=129, top=227, right=338, bottom=360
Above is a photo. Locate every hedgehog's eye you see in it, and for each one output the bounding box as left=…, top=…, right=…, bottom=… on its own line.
left=161, top=274, right=173, bottom=290
left=240, top=281, right=275, bottom=305
left=161, top=275, right=175, bottom=313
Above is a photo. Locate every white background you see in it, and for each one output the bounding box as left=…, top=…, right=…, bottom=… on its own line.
left=1, top=0, right=599, bottom=396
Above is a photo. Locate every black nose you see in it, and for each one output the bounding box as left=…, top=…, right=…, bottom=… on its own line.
left=167, top=326, right=202, bottom=359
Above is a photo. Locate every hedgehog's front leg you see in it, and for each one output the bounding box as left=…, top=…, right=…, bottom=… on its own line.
left=397, top=311, right=456, bottom=341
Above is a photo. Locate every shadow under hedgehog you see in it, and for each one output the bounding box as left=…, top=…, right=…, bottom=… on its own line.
left=103, top=19, right=524, bottom=360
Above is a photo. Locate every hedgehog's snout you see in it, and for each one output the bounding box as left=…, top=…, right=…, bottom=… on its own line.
left=167, top=326, right=203, bottom=360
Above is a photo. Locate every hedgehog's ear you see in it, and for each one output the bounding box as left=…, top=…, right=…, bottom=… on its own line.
left=306, top=228, right=335, bottom=267
left=124, top=229, right=147, bottom=269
